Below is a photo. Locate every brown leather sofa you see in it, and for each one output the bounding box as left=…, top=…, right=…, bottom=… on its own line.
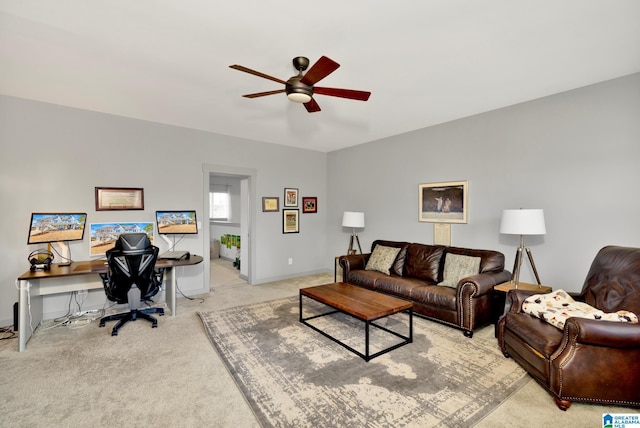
left=497, top=246, right=640, bottom=410
left=339, top=240, right=511, bottom=337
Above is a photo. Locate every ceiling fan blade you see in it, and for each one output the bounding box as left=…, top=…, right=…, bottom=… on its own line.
left=300, top=56, right=340, bottom=86
left=314, top=87, right=371, bottom=101
left=304, top=98, right=321, bottom=113
left=242, top=89, right=286, bottom=98
left=229, top=65, right=287, bottom=85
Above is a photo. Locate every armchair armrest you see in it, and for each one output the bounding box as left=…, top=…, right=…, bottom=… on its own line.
left=560, top=317, right=640, bottom=349
left=460, top=270, right=512, bottom=297
left=505, top=289, right=539, bottom=313
left=338, top=254, right=370, bottom=281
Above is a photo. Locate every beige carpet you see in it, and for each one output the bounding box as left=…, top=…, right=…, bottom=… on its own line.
left=0, top=270, right=632, bottom=427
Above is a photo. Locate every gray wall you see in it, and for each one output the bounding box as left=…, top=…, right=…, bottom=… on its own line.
left=327, top=73, right=640, bottom=291
left=2, top=73, right=638, bottom=325
left=0, top=96, right=328, bottom=324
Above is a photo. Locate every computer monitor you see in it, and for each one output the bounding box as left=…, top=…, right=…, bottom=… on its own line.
left=27, top=213, right=87, bottom=244
left=155, top=210, right=198, bottom=235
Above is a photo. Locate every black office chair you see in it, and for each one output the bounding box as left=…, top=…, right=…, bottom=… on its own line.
left=99, top=233, right=165, bottom=336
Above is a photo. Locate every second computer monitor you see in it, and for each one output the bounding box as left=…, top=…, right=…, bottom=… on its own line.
left=155, top=210, right=198, bottom=235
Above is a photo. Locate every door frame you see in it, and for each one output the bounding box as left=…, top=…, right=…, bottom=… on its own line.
left=202, top=164, right=256, bottom=288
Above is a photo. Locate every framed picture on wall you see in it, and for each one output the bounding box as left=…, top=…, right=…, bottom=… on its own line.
left=284, top=188, right=298, bottom=207
left=283, top=209, right=299, bottom=233
left=418, top=180, right=468, bottom=223
left=262, top=197, right=279, bottom=212
left=302, top=197, right=317, bottom=213
left=95, top=187, right=144, bottom=211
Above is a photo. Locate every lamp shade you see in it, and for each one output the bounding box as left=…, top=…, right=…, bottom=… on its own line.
left=500, top=209, right=546, bottom=235
left=342, top=211, right=365, bottom=228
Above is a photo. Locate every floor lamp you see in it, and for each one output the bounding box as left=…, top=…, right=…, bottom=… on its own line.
left=499, top=209, right=546, bottom=288
left=342, top=211, right=365, bottom=255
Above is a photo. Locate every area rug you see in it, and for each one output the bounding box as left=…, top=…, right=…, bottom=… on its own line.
left=198, top=296, right=528, bottom=427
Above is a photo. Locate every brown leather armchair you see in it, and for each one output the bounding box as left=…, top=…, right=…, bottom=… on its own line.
left=497, top=246, right=640, bottom=410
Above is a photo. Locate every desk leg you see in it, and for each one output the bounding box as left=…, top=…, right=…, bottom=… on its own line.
left=166, top=267, right=177, bottom=316
left=18, top=279, right=43, bottom=352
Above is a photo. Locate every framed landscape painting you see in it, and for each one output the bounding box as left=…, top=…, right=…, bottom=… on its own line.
left=419, top=180, right=468, bottom=223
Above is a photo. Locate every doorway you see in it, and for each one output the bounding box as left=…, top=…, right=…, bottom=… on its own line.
left=202, top=164, right=256, bottom=290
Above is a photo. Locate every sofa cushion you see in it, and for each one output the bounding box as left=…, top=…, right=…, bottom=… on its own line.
left=392, top=246, right=408, bottom=276
left=404, top=244, right=445, bottom=283
left=411, top=285, right=457, bottom=311
left=365, top=245, right=401, bottom=275
left=439, top=253, right=481, bottom=288
left=372, top=275, right=432, bottom=297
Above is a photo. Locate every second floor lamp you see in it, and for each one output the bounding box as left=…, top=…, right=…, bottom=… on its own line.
left=499, top=208, right=546, bottom=288
left=342, top=211, right=365, bottom=255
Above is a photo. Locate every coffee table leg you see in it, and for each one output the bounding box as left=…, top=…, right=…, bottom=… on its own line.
left=365, top=321, right=370, bottom=361
left=409, top=308, right=413, bottom=342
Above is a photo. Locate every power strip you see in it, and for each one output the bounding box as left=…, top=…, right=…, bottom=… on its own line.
left=73, top=310, right=100, bottom=317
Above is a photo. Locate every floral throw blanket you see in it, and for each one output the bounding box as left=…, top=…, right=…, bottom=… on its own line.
left=522, top=290, right=638, bottom=330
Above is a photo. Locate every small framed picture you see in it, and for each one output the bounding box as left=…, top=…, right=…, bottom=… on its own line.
left=418, top=180, right=468, bottom=223
left=284, top=188, right=298, bottom=207
left=95, top=187, right=144, bottom=211
left=262, top=197, right=279, bottom=212
left=302, top=197, right=317, bottom=213
left=283, top=209, right=299, bottom=234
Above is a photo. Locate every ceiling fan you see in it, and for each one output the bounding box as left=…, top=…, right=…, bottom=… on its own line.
left=229, top=56, right=371, bottom=113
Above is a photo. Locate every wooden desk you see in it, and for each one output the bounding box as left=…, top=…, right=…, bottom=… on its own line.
left=17, top=255, right=203, bottom=352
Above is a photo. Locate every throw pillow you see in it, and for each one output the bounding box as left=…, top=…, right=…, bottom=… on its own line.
left=438, top=253, right=481, bottom=288
left=365, top=245, right=402, bottom=275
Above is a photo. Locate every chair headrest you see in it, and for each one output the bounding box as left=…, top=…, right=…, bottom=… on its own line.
left=115, top=233, right=151, bottom=253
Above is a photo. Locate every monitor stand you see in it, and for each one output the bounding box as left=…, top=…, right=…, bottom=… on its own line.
left=50, top=241, right=71, bottom=266
left=159, top=235, right=190, bottom=260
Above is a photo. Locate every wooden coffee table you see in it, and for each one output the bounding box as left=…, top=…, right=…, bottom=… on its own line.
left=299, top=282, right=413, bottom=361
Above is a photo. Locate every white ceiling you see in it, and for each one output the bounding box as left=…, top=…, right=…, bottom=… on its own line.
left=1, top=1, right=639, bottom=152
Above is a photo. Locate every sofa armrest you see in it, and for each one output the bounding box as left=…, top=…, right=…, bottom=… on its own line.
left=338, top=254, right=370, bottom=281
left=460, top=270, right=512, bottom=297
left=559, top=317, right=640, bottom=349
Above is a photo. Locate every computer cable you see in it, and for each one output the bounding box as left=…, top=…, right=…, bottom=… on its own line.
left=0, top=326, right=17, bottom=340
left=175, top=276, right=205, bottom=303
left=48, top=243, right=73, bottom=265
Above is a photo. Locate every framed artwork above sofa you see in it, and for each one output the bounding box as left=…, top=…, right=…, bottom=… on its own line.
left=419, top=180, right=468, bottom=223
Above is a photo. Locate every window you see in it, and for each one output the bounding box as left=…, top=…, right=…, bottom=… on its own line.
left=210, top=187, right=230, bottom=221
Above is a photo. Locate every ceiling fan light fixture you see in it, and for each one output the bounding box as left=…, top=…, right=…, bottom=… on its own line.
left=285, top=75, right=313, bottom=103
left=287, top=92, right=312, bottom=103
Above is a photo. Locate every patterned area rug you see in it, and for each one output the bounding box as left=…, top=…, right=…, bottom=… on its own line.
left=198, top=296, right=527, bottom=427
